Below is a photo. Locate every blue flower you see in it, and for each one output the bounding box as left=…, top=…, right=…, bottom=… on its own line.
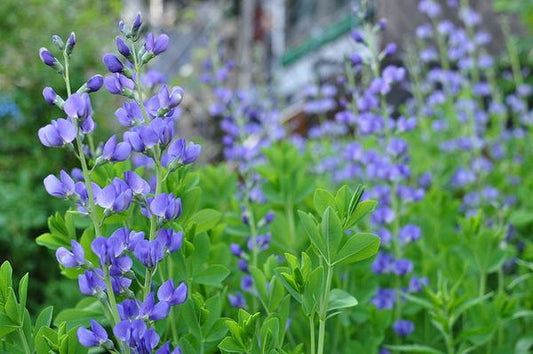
left=149, top=193, right=182, bottom=221
left=393, top=319, right=414, bottom=337
left=56, top=240, right=85, bottom=268
left=157, top=280, right=188, bottom=305
left=77, top=320, right=109, bottom=348
left=38, top=118, right=77, bottom=147
left=43, top=170, right=75, bottom=198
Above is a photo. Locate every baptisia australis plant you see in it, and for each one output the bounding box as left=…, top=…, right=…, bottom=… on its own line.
left=38, top=14, right=200, bottom=353
left=202, top=42, right=285, bottom=311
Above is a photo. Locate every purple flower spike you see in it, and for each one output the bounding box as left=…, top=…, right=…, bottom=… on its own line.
left=77, top=320, right=108, bottom=348
left=86, top=75, right=104, bottom=92
left=39, top=47, right=57, bottom=67
left=78, top=269, right=106, bottom=296
left=43, top=170, right=75, bottom=198
left=116, top=37, right=132, bottom=57
left=149, top=193, right=182, bottom=221
left=124, top=171, right=150, bottom=195
left=157, top=280, right=188, bottom=305
left=56, top=240, right=85, bottom=268
left=38, top=118, right=77, bottom=147
left=145, top=33, right=170, bottom=55
left=393, top=320, right=414, bottom=337
left=103, top=53, right=124, bottom=73
left=102, top=134, right=131, bottom=162
left=157, top=228, right=183, bottom=253
left=42, top=87, right=57, bottom=105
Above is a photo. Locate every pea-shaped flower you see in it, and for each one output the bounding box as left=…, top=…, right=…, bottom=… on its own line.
left=156, top=342, right=183, bottom=354
left=56, top=240, right=85, bottom=268
left=144, top=33, right=169, bottom=55
left=43, top=170, right=75, bottom=198
left=157, top=228, right=183, bottom=253
left=95, top=178, right=133, bottom=213
left=115, top=102, right=143, bottom=127
left=78, top=269, right=106, bottom=296
left=124, top=171, right=150, bottom=196
left=102, top=134, right=131, bottom=162
left=157, top=280, right=187, bottom=305
left=134, top=239, right=165, bottom=268
left=77, top=320, right=110, bottom=348
left=38, top=118, right=77, bottom=147
left=104, top=73, right=135, bottom=95
left=149, top=193, right=182, bottom=221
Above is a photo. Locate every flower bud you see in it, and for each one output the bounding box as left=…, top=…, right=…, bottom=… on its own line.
left=116, top=37, right=131, bottom=58
left=378, top=18, right=387, bottom=30
left=131, top=13, right=142, bottom=38
left=86, top=75, right=104, bottom=92
left=51, top=35, right=64, bottom=50
left=39, top=47, right=64, bottom=73
left=384, top=43, right=397, bottom=57
left=43, top=87, right=57, bottom=105
left=66, top=32, right=76, bottom=56
left=39, top=47, right=57, bottom=66
left=103, top=53, right=124, bottom=73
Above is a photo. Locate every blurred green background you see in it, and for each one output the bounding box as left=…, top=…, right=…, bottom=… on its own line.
left=0, top=0, right=531, bottom=313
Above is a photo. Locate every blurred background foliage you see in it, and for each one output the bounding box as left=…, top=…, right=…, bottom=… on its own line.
left=1, top=0, right=532, bottom=314
left=0, top=0, right=121, bottom=311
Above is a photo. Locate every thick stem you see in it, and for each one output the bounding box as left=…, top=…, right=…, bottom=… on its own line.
left=103, top=266, right=121, bottom=326
left=317, top=264, right=333, bottom=354
left=286, top=200, right=296, bottom=251
left=18, top=328, right=31, bottom=354
left=309, top=315, right=316, bottom=354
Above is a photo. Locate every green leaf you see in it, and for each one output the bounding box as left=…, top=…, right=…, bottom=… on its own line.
left=302, top=266, right=323, bottom=316
left=385, top=344, right=444, bottom=353
left=327, top=289, right=358, bottom=311
left=313, top=189, right=336, bottom=216
left=35, top=233, right=69, bottom=250
left=298, top=211, right=327, bottom=261
left=345, top=200, right=377, bottom=228
left=321, top=207, right=343, bottom=262
left=0, top=313, right=19, bottom=339
left=34, top=306, right=54, bottom=336
left=189, top=209, right=222, bottom=233
left=194, top=265, right=230, bottom=286
left=5, top=288, right=20, bottom=323
left=334, top=232, right=380, bottom=265
left=250, top=266, right=268, bottom=308
left=218, top=337, right=245, bottom=353
left=18, top=274, right=28, bottom=317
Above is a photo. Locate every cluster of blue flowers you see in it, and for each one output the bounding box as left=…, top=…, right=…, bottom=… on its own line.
left=202, top=43, right=285, bottom=309
left=39, top=14, right=200, bottom=353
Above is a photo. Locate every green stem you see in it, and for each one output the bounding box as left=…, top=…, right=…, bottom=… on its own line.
left=18, top=328, right=31, bottom=354
left=445, top=326, right=455, bottom=354
left=104, top=266, right=121, bottom=325
left=317, top=264, right=333, bottom=354
left=309, top=315, right=316, bottom=354
left=286, top=200, right=296, bottom=251
left=63, top=54, right=101, bottom=238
